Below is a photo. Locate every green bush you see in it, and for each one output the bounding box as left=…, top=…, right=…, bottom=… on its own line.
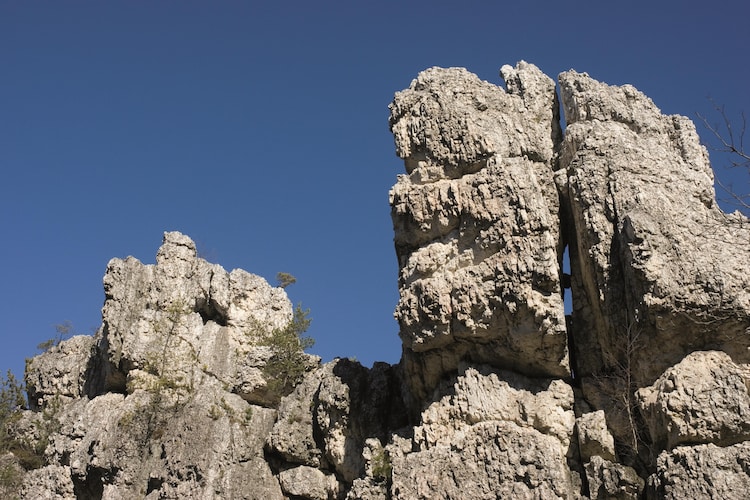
left=0, top=371, right=24, bottom=423
left=260, top=304, right=314, bottom=404
left=276, top=272, right=297, bottom=289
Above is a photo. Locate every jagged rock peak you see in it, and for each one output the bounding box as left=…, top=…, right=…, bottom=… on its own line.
left=387, top=60, right=749, bottom=497
left=18, top=231, right=317, bottom=498
left=389, top=61, right=561, bottom=179
left=7, top=61, right=750, bottom=500
left=557, top=68, right=750, bottom=390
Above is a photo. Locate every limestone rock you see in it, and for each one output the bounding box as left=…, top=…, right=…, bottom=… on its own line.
left=577, top=410, right=616, bottom=462
left=392, top=421, right=575, bottom=499
left=278, top=465, right=340, bottom=500
left=647, top=441, right=750, bottom=499
left=345, top=478, right=389, bottom=500
left=25, top=335, right=95, bottom=411
left=14, top=232, right=306, bottom=499
left=315, top=359, right=407, bottom=483
left=585, top=455, right=644, bottom=500
left=557, top=70, right=750, bottom=388
left=389, top=365, right=579, bottom=499
left=267, top=368, right=327, bottom=467
left=389, top=61, right=569, bottom=404
left=99, top=231, right=297, bottom=405
left=267, top=358, right=406, bottom=488
left=19, top=464, right=75, bottom=500
left=9, top=60, right=750, bottom=500
left=637, top=350, right=750, bottom=449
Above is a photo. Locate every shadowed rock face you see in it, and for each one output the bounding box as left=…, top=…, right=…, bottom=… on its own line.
left=11, top=62, right=750, bottom=500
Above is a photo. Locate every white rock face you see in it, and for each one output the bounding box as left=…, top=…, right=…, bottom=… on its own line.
left=648, top=442, right=750, bottom=499
left=388, top=365, right=579, bottom=499
left=9, top=61, right=750, bottom=500
left=585, top=455, right=643, bottom=500
left=637, top=350, right=750, bottom=449
left=17, top=232, right=296, bottom=499
left=18, top=465, right=75, bottom=499
left=557, top=70, right=750, bottom=387
left=577, top=410, right=616, bottom=462
left=99, top=231, right=295, bottom=405
left=25, top=335, right=95, bottom=410
left=389, top=62, right=569, bottom=403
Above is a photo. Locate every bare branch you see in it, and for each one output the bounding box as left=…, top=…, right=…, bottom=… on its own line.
left=697, top=101, right=750, bottom=167
left=696, top=100, right=750, bottom=216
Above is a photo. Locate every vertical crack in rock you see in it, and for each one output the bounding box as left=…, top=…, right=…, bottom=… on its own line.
left=557, top=69, right=750, bottom=383
left=557, top=69, right=750, bottom=472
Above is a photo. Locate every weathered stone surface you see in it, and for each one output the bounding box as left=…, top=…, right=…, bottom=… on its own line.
left=267, top=368, right=327, bottom=467
left=15, top=232, right=300, bottom=499
left=19, top=464, right=75, bottom=500
left=267, top=357, right=406, bottom=488
left=647, top=441, right=750, bottom=499
left=315, top=359, right=407, bottom=483
left=346, top=478, right=389, bottom=500
left=25, top=335, right=95, bottom=411
left=557, top=70, right=750, bottom=388
left=37, top=386, right=282, bottom=499
left=637, top=350, right=750, bottom=450
left=585, top=455, right=644, bottom=500
left=577, top=410, right=616, bottom=462
left=392, top=421, right=575, bottom=499
left=389, top=61, right=569, bottom=404
left=278, top=465, right=340, bottom=500
left=99, top=231, right=298, bottom=405
left=389, top=365, right=579, bottom=499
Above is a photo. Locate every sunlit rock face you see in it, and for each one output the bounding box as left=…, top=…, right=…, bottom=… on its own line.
left=11, top=62, right=750, bottom=500
left=557, top=69, right=750, bottom=388
left=389, top=62, right=570, bottom=403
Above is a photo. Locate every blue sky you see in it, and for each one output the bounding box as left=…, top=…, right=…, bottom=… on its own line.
left=2, top=1, right=748, bottom=380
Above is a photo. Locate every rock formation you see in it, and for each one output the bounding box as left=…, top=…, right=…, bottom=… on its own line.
left=389, top=63, right=569, bottom=406
left=4, top=61, right=749, bottom=499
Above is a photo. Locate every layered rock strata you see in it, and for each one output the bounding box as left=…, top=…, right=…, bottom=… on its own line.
left=7, top=61, right=750, bottom=499
left=389, top=62, right=569, bottom=404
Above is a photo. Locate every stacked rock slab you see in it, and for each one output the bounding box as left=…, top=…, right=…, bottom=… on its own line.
left=387, top=61, right=750, bottom=498
left=389, top=62, right=570, bottom=405
left=557, top=69, right=750, bottom=386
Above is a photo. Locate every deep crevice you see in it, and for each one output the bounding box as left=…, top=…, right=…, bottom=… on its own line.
left=196, top=298, right=228, bottom=326
left=562, top=244, right=578, bottom=384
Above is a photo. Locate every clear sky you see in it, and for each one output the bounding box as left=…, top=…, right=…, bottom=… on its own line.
left=2, top=1, right=748, bottom=380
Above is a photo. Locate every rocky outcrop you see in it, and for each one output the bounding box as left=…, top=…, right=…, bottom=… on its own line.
left=389, top=62, right=569, bottom=404
left=385, top=61, right=749, bottom=497
left=97, top=231, right=296, bottom=405
left=648, top=442, right=750, bottom=499
left=556, top=69, right=750, bottom=383
left=13, top=233, right=303, bottom=498
left=637, top=350, right=750, bottom=450
left=6, top=61, right=750, bottom=499
left=387, top=365, right=579, bottom=499
left=555, top=68, right=750, bottom=474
